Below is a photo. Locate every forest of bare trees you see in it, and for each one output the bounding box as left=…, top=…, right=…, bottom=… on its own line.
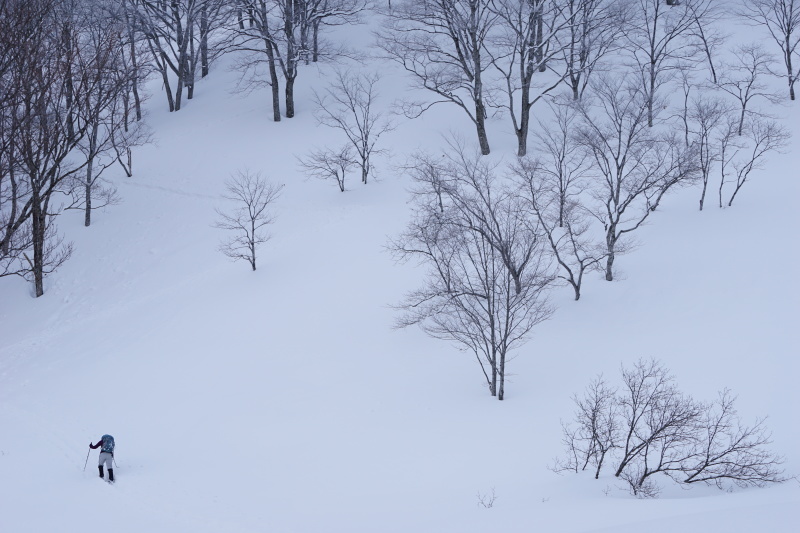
left=0, top=0, right=793, bottom=422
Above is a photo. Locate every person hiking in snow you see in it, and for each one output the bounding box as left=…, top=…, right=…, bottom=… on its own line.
left=90, top=434, right=115, bottom=482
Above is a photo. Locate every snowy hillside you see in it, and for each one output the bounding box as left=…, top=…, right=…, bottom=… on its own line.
left=1, top=3, right=799, bottom=532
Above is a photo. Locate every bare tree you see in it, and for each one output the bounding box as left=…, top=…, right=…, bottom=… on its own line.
left=487, top=0, right=571, bottom=156
left=556, top=0, right=625, bottom=100
left=513, top=159, right=606, bottom=301
left=214, top=170, right=283, bottom=271
left=622, top=0, right=709, bottom=127
left=296, top=0, right=367, bottom=64
left=226, top=0, right=284, bottom=121
left=739, top=0, right=800, bottom=100
left=555, top=376, right=619, bottom=478
left=227, top=0, right=366, bottom=121
left=392, top=142, right=554, bottom=400
left=682, top=389, right=784, bottom=488
left=718, top=115, right=788, bottom=208
left=614, top=359, right=703, bottom=497
left=510, top=105, right=606, bottom=300
left=573, top=74, right=699, bottom=281
left=4, top=0, right=119, bottom=296
left=133, top=0, right=226, bottom=112
left=112, top=0, right=151, bottom=125
left=686, top=0, right=728, bottom=84
left=0, top=0, right=47, bottom=277
left=297, top=145, right=356, bottom=192
left=717, top=43, right=782, bottom=136
left=379, top=0, right=498, bottom=155
left=312, top=69, right=394, bottom=185
left=685, top=94, right=731, bottom=211
left=66, top=4, right=150, bottom=226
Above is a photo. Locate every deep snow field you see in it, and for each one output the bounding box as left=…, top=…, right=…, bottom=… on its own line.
left=1, top=8, right=799, bottom=533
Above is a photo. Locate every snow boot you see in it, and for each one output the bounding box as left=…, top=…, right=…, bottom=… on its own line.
left=108, top=469, right=114, bottom=483
left=98, top=465, right=104, bottom=479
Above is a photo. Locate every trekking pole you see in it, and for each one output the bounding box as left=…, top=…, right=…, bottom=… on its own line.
left=83, top=449, right=91, bottom=472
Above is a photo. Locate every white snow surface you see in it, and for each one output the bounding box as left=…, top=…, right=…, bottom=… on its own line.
left=1, top=12, right=799, bottom=533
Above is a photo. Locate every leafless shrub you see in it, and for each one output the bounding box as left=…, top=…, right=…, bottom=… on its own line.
left=558, top=358, right=786, bottom=497
left=477, top=487, right=497, bottom=508
left=556, top=376, right=619, bottom=479
left=298, top=146, right=357, bottom=192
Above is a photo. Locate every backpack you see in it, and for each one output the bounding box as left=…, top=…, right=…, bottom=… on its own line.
left=101, top=434, right=115, bottom=454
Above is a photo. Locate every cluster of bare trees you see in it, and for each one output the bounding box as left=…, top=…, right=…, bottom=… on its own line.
left=389, top=31, right=790, bottom=394
left=391, top=71, right=704, bottom=396
left=299, top=69, right=394, bottom=191
left=227, top=0, right=368, bottom=121
left=0, top=0, right=147, bottom=297
left=557, top=359, right=785, bottom=497
left=378, top=0, right=795, bottom=161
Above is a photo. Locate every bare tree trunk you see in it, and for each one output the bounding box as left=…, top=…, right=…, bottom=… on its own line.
left=123, top=2, right=142, bottom=121
left=647, top=62, right=656, bottom=127
left=159, top=53, right=175, bottom=112
left=699, top=184, right=707, bottom=211
left=312, top=19, right=320, bottom=62
left=786, top=38, right=796, bottom=100
left=605, top=228, right=616, bottom=281
left=535, top=2, right=545, bottom=72
left=269, top=58, right=281, bottom=122
left=31, top=195, right=45, bottom=298
left=475, top=99, right=490, bottom=155
left=84, top=123, right=99, bottom=227
left=474, top=59, right=490, bottom=155
left=285, top=75, right=296, bottom=118
left=497, top=349, right=506, bottom=400
left=516, top=85, right=531, bottom=156
left=201, top=5, right=209, bottom=78
left=187, top=24, right=195, bottom=100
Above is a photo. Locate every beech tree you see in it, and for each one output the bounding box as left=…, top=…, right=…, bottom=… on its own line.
left=133, top=0, right=226, bottom=111
left=556, top=0, right=625, bottom=100
left=392, top=142, right=554, bottom=400
left=622, top=0, right=709, bottom=127
left=2, top=0, right=127, bottom=296
left=573, top=74, right=699, bottom=281
left=717, top=43, right=782, bottom=136
left=311, top=69, right=394, bottom=185
left=67, top=4, right=150, bottom=226
left=488, top=0, right=572, bottom=156
left=214, top=170, right=283, bottom=271
left=717, top=115, right=788, bottom=208
left=379, top=0, right=498, bottom=155
left=228, top=0, right=366, bottom=121
left=739, top=0, right=800, bottom=100
left=511, top=103, right=606, bottom=301
left=684, top=95, right=731, bottom=211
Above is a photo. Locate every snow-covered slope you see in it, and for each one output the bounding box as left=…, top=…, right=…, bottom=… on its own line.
left=1, top=11, right=798, bottom=533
